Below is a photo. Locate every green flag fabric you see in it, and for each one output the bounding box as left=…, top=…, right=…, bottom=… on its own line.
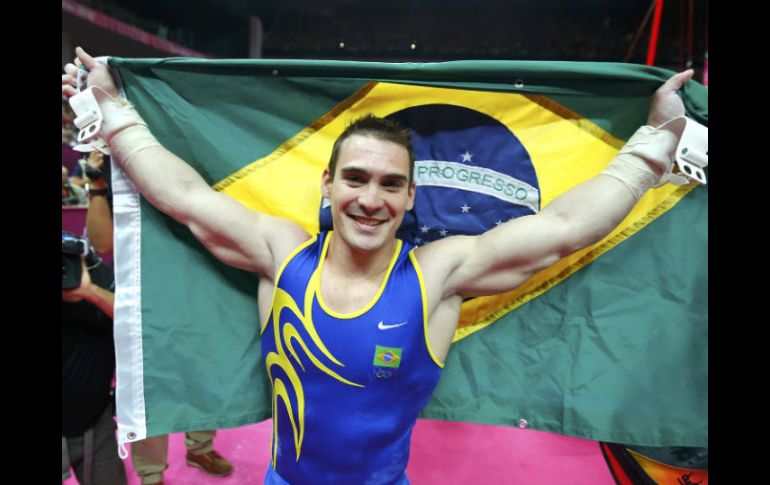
left=108, top=58, right=707, bottom=451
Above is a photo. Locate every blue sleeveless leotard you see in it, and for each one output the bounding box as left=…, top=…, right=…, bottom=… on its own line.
left=261, top=231, right=443, bottom=485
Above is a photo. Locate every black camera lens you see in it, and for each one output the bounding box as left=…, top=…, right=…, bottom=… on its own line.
left=62, top=253, right=82, bottom=290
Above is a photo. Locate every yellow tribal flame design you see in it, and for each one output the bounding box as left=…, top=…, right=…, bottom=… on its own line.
left=266, top=269, right=363, bottom=465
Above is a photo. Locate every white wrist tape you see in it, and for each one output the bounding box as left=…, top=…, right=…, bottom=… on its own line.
left=108, top=124, right=162, bottom=169
left=602, top=125, right=684, bottom=201
left=68, top=86, right=160, bottom=166
left=98, top=93, right=147, bottom=141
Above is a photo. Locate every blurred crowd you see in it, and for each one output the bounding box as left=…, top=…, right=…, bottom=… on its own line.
left=262, top=9, right=689, bottom=65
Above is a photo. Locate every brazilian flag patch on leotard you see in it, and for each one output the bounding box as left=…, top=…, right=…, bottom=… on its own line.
left=373, top=346, right=402, bottom=368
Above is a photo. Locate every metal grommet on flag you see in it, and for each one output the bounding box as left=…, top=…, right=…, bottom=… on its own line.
left=518, top=419, right=528, bottom=429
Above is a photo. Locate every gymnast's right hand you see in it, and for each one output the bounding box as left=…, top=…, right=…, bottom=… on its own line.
left=61, top=47, right=119, bottom=99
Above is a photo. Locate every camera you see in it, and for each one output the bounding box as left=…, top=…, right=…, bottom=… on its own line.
left=62, top=232, right=100, bottom=290
left=78, top=158, right=104, bottom=182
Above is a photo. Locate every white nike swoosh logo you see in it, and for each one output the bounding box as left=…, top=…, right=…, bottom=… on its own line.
left=378, top=321, right=408, bottom=330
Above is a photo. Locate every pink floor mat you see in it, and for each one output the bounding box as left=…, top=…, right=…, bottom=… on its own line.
left=64, top=418, right=615, bottom=484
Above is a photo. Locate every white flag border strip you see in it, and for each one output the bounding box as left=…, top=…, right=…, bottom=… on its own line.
left=109, top=64, right=148, bottom=458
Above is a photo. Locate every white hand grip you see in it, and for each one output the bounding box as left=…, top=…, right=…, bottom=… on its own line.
left=658, top=116, right=708, bottom=185
left=70, top=88, right=103, bottom=144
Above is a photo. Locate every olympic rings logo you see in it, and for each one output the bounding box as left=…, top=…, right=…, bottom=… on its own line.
left=373, top=367, right=393, bottom=379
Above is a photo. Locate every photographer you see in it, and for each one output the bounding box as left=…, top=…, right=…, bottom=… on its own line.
left=82, top=153, right=112, bottom=255
left=62, top=234, right=127, bottom=485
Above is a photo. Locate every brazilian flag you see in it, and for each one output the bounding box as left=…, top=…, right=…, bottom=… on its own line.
left=108, top=58, right=707, bottom=450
